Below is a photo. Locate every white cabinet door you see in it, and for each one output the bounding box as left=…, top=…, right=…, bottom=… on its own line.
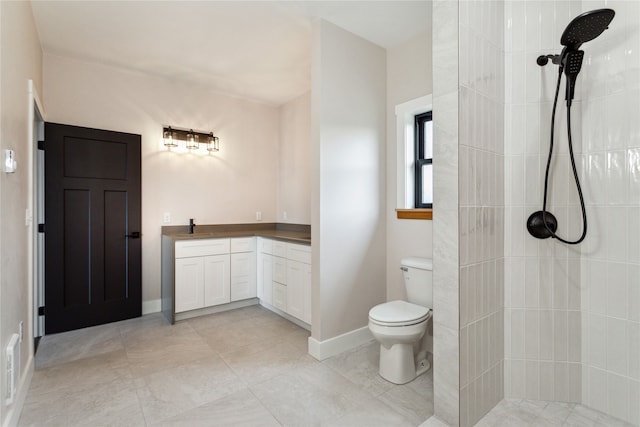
left=272, top=282, right=287, bottom=312
left=230, top=252, right=256, bottom=301
left=257, top=252, right=273, bottom=304
left=286, top=260, right=306, bottom=321
left=203, top=254, right=230, bottom=306
left=175, top=257, right=204, bottom=313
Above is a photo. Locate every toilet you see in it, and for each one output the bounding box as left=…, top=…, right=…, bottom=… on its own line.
left=368, top=257, right=433, bottom=384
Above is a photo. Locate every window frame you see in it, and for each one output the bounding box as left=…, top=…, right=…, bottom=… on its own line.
left=414, top=111, right=433, bottom=209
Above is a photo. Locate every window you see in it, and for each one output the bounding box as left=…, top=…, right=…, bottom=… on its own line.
left=394, top=95, right=432, bottom=220
left=414, top=111, right=433, bottom=208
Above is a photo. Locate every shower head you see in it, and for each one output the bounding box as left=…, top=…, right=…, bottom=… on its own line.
left=560, top=8, right=615, bottom=50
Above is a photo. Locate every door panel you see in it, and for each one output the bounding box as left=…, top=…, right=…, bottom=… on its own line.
left=63, top=189, right=91, bottom=307
left=45, top=122, right=141, bottom=334
left=104, top=191, right=128, bottom=302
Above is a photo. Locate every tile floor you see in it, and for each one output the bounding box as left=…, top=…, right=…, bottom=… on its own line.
left=20, top=305, right=632, bottom=426
left=19, top=305, right=434, bottom=426
left=475, top=398, right=636, bottom=427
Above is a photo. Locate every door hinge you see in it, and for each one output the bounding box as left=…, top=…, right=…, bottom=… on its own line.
left=38, top=306, right=45, bottom=316
left=38, top=224, right=45, bottom=233
left=37, top=140, right=45, bottom=151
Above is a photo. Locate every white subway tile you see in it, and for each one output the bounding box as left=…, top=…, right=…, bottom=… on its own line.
left=588, top=313, right=607, bottom=368
left=629, top=321, right=640, bottom=381
left=540, top=309, right=553, bottom=360
left=567, top=311, right=581, bottom=363
left=525, top=360, right=539, bottom=400
left=539, top=360, right=555, bottom=401
left=607, top=373, right=629, bottom=422
left=606, top=151, right=628, bottom=207
left=553, top=257, right=569, bottom=310
left=628, top=264, right=640, bottom=322
left=554, top=311, right=568, bottom=362
left=525, top=309, right=539, bottom=360
left=606, top=261, right=628, bottom=319
left=511, top=309, right=525, bottom=359
left=587, top=366, right=608, bottom=413
left=606, top=317, right=628, bottom=376
left=554, top=362, right=569, bottom=402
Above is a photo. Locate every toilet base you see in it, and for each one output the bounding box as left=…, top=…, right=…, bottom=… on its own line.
left=379, top=343, right=416, bottom=384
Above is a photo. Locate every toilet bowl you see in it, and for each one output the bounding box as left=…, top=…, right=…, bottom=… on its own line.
left=369, top=300, right=432, bottom=384
left=368, top=257, right=433, bottom=385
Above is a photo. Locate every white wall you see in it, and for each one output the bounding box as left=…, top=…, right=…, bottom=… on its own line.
left=43, top=54, right=281, bottom=306
left=311, top=20, right=387, bottom=341
left=0, top=1, right=42, bottom=425
left=386, top=30, right=433, bottom=302
left=278, top=92, right=311, bottom=225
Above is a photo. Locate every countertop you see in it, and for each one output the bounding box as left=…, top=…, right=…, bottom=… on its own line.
left=161, top=223, right=311, bottom=245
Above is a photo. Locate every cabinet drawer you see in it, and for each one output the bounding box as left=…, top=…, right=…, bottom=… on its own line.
left=258, top=237, right=273, bottom=254
left=272, top=240, right=287, bottom=257
left=175, top=238, right=230, bottom=258
left=287, top=243, right=311, bottom=264
left=231, top=237, right=255, bottom=253
left=272, top=282, right=287, bottom=311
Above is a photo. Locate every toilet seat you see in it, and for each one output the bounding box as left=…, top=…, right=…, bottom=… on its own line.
left=369, top=300, right=432, bottom=327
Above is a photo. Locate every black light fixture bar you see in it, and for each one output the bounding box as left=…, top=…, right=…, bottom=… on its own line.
left=163, top=126, right=221, bottom=151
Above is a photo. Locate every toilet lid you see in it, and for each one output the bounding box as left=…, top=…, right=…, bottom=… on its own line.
left=369, top=300, right=431, bottom=325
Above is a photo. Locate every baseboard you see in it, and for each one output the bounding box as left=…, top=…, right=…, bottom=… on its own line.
left=308, top=326, right=373, bottom=361
left=174, top=298, right=259, bottom=321
left=259, top=301, right=311, bottom=331
left=3, top=355, right=34, bottom=427
left=142, top=298, right=161, bottom=315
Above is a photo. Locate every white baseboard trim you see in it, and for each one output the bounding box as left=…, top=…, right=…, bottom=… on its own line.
left=142, top=299, right=161, bottom=315
left=259, top=301, right=311, bottom=331
left=308, top=326, right=374, bottom=361
left=3, top=355, right=34, bottom=427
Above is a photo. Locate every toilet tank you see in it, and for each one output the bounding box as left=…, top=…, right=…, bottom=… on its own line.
left=401, top=257, right=433, bottom=309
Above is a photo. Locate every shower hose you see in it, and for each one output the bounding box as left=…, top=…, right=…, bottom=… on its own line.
left=540, top=65, right=588, bottom=245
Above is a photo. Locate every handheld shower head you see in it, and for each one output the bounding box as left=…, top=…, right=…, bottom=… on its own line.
left=560, top=8, right=615, bottom=50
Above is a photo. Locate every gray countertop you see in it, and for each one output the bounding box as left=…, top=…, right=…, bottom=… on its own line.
left=162, top=223, right=311, bottom=245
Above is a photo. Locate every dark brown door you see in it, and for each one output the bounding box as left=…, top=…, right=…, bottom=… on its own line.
left=44, top=123, right=141, bottom=334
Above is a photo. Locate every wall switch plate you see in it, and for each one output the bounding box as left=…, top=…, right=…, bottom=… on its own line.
left=163, top=212, right=171, bottom=223
left=4, top=150, right=16, bottom=173
left=25, top=208, right=32, bottom=226
left=256, top=211, right=262, bottom=221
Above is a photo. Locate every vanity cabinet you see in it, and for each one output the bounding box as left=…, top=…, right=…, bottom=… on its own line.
left=174, top=237, right=255, bottom=314
left=257, top=237, right=311, bottom=325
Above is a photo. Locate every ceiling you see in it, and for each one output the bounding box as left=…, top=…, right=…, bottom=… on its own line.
left=30, top=1, right=431, bottom=105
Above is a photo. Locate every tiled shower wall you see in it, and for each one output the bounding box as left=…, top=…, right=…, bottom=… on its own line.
left=579, top=0, right=640, bottom=424
left=504, top=0, right=640, bottom=425
left=504, top=0, right=584, bottom=404
left=458, top=1, right=506, bottom=426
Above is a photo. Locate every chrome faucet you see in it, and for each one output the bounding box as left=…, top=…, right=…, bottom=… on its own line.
left=189, top=218, right=196, bottom=234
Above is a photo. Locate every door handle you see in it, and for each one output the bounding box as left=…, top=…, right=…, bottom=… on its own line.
left=125, top=231, right=141, bottom=239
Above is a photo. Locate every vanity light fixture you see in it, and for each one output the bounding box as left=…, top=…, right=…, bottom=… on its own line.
left=163, top=126, right=221, bottom=152
left=163, top=127, right=178, bottom=147
left=207, top=133, right=220, bottom=152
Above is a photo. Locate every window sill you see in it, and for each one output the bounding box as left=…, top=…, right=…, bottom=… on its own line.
left=395, top=209, right=432, bottom=220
